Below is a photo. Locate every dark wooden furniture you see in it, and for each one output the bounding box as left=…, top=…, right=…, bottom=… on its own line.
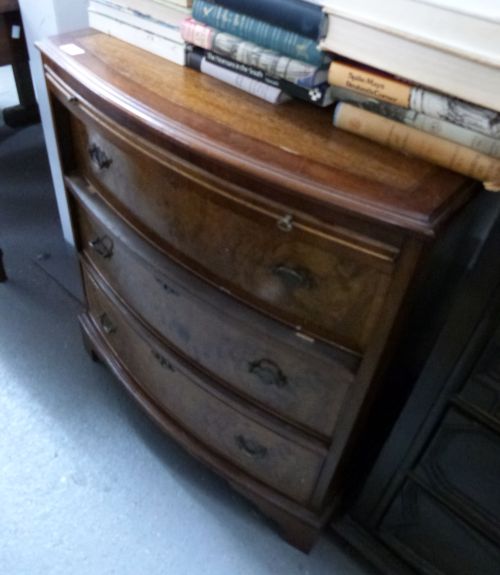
left=0, top=248, right=6, bottom=282
left=334, top=195, right=500, bottom=573
left=38, top=29, right=479, bottom=551
left=0, top=0, right=39, bottom=127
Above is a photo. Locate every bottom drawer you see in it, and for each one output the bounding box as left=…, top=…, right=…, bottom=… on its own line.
left=83, top=267, right=326, bottom=504
left=380, top=480, right=500, bottom=575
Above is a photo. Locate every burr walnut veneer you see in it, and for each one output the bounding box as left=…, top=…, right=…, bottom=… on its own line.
left=39, top=29, right=477, bottom=550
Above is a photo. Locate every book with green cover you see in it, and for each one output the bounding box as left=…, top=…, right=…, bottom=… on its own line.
left=192, top=0, right=327, bottom=66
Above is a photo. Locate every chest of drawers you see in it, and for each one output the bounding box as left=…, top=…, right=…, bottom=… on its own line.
left=39, top=29, right=477, bottom=551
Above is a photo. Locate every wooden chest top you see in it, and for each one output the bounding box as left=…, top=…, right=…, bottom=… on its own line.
left=38, top=29, right=475, bottom=237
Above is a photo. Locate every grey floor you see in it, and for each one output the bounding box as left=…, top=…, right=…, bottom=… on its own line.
left=0, top=113, right=376, bottom=573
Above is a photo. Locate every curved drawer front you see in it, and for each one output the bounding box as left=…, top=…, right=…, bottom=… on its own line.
left=72, top=182, right=355, bottom=438
left=68, top=111, right=395, bottom=353
left=83, top=268, right=325, bottom=504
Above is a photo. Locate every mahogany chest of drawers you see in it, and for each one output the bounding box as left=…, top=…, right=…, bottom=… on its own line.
left=39, top=29, right=477, bottom=551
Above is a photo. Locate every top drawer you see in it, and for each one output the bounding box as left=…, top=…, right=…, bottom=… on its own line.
left=61, top=92, right=398, bottom=353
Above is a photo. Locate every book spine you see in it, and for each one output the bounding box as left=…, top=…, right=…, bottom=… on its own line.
left=181, top=18, right=326, bottom=88
left=280, top=81, right=334, bottom=107
left=152, top=0, right=192, bottom=7
left=185, top=47, right=203, bottom=70
left=203, top=0, right=325, bottom=40
left=328, top=60, right=500, bottom=139
left=191, top=0, right=325, bottom=66
left=199, top=47, right=281, bottom=87
left=186, top=49, right=289, bottom=104
left=410, top=89, right=500, bottom=140
left=196, top=47, right=333, bottom=106
left=333, top=103, right=500, bottom=191
left=89, top=1, right=183, bottom=43
left=330, top=88, right=500, bottom=158
left=328, top=60, right=412, bottom=107
left=88, top=11, right=186, bottom=66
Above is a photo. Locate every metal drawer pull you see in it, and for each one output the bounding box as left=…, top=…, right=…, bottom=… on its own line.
left=272, top=264, right=313, bottom=289
left=67, top=95, right=78, bottom=104
left=235, top=435, right=268, bottom=459
left=151, top=350, right=175, bottom=372
left=249, top=358, right=288, bottom=388
left=277, top=214, right=294, bottom=232
left=89, top=235, right=114, bottom=259
left=99, top=313, right=116, bottom=335
left=88, top=143, right=113, bottom=170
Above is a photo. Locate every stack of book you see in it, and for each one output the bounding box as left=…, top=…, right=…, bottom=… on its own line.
left=180, top=0, right=334, bottom=106
left=88, top=0, right=192, bottom=66
left=319, top=0, right=500, bottom=190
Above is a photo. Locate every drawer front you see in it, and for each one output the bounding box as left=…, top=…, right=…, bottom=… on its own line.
left=68, top=110, right=395, bottom=353
left=380, top=480, right=500, bottom=575
left=460, top=325, right=500, bottom=425
left=73, top=182, right=355, bottom=438
left=414, top=408, right=500, bottom=534
left=83, top=268, right=325, bottom=504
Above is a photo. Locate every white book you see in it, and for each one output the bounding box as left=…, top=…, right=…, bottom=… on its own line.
left=151, top=0, right=192, bottom=9
left=192, top=56, right=290, bottom=105
left=320, top=0, right=500, bottom=112
left=88, top=11, right=186, bottom=66
left=98, top=0, right=190, bottom=25
left=88, top=0, right=183, bottom=43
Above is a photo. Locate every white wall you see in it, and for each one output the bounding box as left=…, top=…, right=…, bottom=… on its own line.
left=18, top=0, right=88, bottom=244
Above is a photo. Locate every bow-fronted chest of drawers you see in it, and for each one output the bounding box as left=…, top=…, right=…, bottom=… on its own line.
left=39, top=29, right=477, bottom=551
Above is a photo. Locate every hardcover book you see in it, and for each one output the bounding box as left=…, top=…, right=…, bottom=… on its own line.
left=181, top=18, right=327, bottom=88
left=320, top=0, right=500, bottom=111
left=191, top=0, right=327, bottom=66
left=202, top=0, right=326, bottom=40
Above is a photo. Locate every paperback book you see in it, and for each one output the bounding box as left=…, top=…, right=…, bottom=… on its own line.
left=186, top=48, right=290, bottom=104
left=89, top=0, right=184, bottom=43
left=190, top=46, right=334, bottom=106
left=328, top=60, right=500, bottom=139
left=88, top=10, right=186, bottom=65
left=333, top=103, right=500, bottom=191
left=330, top=86, right=500, bottom=158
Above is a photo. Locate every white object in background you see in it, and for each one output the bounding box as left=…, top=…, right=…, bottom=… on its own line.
left=11, top=25, right=21, bottom=39
left=17, top=0, right=89, bottom=246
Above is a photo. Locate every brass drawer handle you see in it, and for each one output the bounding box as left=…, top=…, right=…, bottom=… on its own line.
left=248, top=358, right=288, bottom=388
left=88, top=235, right=114, bottom=259
left=235, top=435, right=268, bottom=459
left=277, top=214, right=294, bottom=232
left=88, top=143, right=113, bottom=170
left=272, top=264, right=313, bottom=289
left=151, top=349, right=175, bottom=372
left=99, top=313, right=116, bottom=335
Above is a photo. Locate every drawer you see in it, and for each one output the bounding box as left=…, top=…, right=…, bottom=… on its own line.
left=70, top=177, right=356, bottom=438
left=460, top=325, right=500, bottom=425
left=380, top=480, right=500, bottom=575
left=414, top=408, right=500, bottom=534
left=66, top=106, right=396, bottom=353
left=82, top=267, right=326, bottom=504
